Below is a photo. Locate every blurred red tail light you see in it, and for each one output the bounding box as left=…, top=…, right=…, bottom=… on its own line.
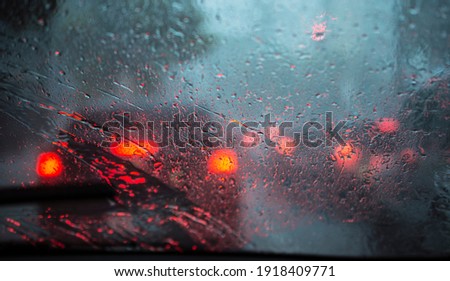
left=36, top=152, right=64, bottom=178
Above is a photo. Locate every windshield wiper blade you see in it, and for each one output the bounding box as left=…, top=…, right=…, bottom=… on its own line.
left=0, top=183, right=115, bottom=205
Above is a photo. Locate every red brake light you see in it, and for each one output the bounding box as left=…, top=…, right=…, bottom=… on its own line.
left=400, top=148, right=417, bottom=164
left=36, top=152, right=64, bottom=178
left=208, top=149, right=238, bottom=174
left=110, top=141, right=159, bottom=157
left=375, top=118, right=399, bottom=134
left=334, top=143, right=361, bottom=169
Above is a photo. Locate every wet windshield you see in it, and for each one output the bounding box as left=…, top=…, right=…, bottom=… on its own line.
left=0, top=0, right=449, bottom=256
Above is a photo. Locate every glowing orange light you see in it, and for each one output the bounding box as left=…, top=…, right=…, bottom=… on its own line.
left=334, top=143, right=360, bottom=169
left=36, top=152, right=63, bottom=178
left=375, top=118, right=400, bottom=134
left=275, top=136, right=296, bottom=156
left=208, top=149, right=238, bottom=174
left=110, top=141, right=158, bottom=157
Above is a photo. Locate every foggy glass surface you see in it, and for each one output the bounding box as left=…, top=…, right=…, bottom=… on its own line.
left=0, top=0, right=449, bottom=256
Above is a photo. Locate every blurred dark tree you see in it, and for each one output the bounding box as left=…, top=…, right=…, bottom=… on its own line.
left=0, top=0, right=57, bottom=28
